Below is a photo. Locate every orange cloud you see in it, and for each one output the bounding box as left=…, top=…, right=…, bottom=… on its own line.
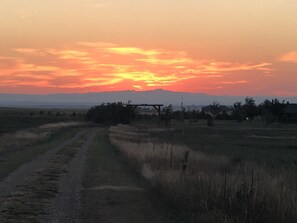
left=218, top=80, right=248, bottom=85
left=13, top=48, right=45, bottom=56
left=107, top=47, right=160, bottom=57
left=279, top=51, right=297, bottom=63
left=0, top=42, right=273, bottom=93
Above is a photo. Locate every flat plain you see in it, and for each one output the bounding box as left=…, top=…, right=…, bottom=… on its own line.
left=0, top=109, right=176, bottom=223
left=110, top=120, right=297, bottom=223
left=0, top=109, right=296, bottom=222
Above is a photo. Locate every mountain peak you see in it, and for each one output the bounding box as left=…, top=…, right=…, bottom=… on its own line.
left=0, top=91, right=296, bottom=108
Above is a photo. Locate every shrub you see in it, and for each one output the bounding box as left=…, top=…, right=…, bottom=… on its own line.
left=264, top=113, right=278, bottom=124
left=207, top=116, right=214, bottom=126
left=86, top=102, right=134, bottom=124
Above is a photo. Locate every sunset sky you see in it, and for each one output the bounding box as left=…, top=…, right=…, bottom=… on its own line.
left=1, top=0, right=297, bottom=96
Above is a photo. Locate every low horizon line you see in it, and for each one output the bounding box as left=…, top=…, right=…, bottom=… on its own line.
left=0, top=89, right=296, bottom=98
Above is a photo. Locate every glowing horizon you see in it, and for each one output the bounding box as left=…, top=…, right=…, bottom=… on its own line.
left=1, top=1, right=297, bottom=96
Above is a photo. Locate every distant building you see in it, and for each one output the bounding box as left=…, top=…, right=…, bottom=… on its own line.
left=284, top=103, right=297, bottom=122
left=135, top=107, right=157, bottom=115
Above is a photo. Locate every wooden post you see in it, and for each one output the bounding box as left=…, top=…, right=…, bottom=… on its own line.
left=223, top=170, right=227, bottom=202
left=181, top=151, right=189, bottom=174
left=170, top=145, right=173, bottom=168
left=129, top=104, right=163, bottom=125
left=153, top=105, right=161, bottom=125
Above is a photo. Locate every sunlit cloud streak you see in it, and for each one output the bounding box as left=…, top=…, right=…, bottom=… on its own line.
left=279, top=51, right=297, bottom=63
left=218, top=80, right=248, bottom=85
left=0, top=42, right=272, bottom=93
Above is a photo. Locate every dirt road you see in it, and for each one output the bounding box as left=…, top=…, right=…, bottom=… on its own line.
left=0, top=127, right=95, bottom=222
left=0, top=129, right=88, bottom=205
left=80, top=129, right=175, bottom=223
left=45, top=129, right=97, bottom=223
left=0, top=127, right=175, bottom=223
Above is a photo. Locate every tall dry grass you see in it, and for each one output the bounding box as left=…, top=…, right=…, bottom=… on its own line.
left=0, top=122, right=84, bottom=154
left=0, top=130, right=52, bottom=153
left=109, top=125, right=297, bottom=223
left=39, top=121, right=82, bottom=129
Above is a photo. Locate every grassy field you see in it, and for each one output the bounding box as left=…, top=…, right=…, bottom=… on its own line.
left=1, top=109, right=296, bottom=222
left=0, top=107, right=86, bottom=134
left=153, top=120, right=297, bottom=171
left=81, top=129, right=176, bottom=223
left=109, top=120, right=297, bottom=223
left=0, top=108, right=88, bottom=179
left=0, top=127, right=81, bottom=180
left=0, top=128, right=90, bottom=222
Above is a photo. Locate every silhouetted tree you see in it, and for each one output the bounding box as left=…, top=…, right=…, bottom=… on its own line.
left=243, top=97, right=257, bottom=120
left=217, top=110, right=231, bottom=120
left=209, top=101, right=221, bottom=118
left=232, top=102, right=244, bottom=122
left=189, top=109, right=199, bottom=122
left=206, top=115, right=214, bottom=126
left=259, top=98, right=286, bottom=122
left=161, top=104, right=173, bottom=126
left=171, top=110, right=181, bottom=120
left=202, top=101, right=232, bottom=120
left=202, top=101, right=222, bottom=119
left=198, top=110, right=206, bottom=119
left=86, top=102, right=134, bottom=124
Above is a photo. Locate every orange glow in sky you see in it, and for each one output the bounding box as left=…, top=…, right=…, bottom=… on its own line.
left=1, top=0, right=297, bottom=96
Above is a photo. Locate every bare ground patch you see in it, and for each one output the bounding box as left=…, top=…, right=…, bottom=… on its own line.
left=84, top=185, right=146, bottom=192
left=0, top=128, right=96, bottom=223
left=80, top=129, right=175, bottom=223
left=0, top=129, right=87, bottom=205
left=44, top=129, right=97, bottom=223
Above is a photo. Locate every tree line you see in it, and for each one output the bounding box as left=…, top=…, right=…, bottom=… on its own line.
left=86, top=98, right=290, bottom=125
left=86, top=102, right=134, bottom=124
left=168, top=97, right=288, bottom=123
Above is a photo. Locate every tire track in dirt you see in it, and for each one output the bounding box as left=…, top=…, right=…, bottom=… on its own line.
left=80, top=129, right=175, bottom=223
left=0, top=128, right=88, bottom=205
left=44, top=129, right=97, bottom=223
left=0, top=128, right=97, bottom=222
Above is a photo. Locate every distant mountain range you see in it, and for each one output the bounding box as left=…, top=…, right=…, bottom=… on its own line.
left=0, top=89, right=296, bottom=108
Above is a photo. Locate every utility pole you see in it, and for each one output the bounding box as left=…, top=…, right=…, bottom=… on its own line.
left=181, top=97, right=185, bottom=135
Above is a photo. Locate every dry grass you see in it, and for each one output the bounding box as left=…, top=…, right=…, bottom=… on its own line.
left=109, top=125, right=297, bottom=223
left=0, top=122, right=85, bottom=154
left=0, top=130, right=52, bottom=154
left=39, top=121, right=83, bottom=129
left=0, top=131, right=88, bottom=222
